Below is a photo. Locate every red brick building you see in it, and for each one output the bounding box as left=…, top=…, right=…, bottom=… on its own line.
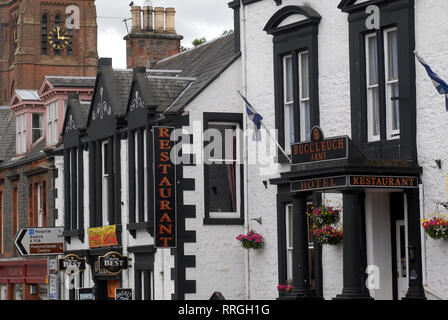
left=0, top=0, right=98, bottom=105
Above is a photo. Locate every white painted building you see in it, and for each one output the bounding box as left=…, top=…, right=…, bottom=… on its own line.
left=58, top=0, right=448, bottom=301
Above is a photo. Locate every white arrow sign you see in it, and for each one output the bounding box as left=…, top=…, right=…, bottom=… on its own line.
left=13, top=227, right=64, bottom=256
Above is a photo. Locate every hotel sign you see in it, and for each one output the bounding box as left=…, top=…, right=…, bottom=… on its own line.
left=153, top=126, right=177, bottom=248
left=291, top=175, right=418, bottom=192
left=292, top=127, right=348, bottom=165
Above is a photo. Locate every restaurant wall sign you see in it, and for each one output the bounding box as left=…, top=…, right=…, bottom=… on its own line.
left=291, top=127, right=348, bottom=165
left=98, top=251, right=129, bottom=275
left=153, top=126, right=177, bottom=248
left=291, top=175, right=419, bottom=192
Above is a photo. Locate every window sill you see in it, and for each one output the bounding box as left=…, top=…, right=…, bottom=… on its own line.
left=203, top=217, right=244, bottom=226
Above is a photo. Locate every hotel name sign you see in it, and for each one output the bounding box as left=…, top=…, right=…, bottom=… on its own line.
left=291, top=175, right=418, bottom=192
left=291, top=127, right=348, bottom=164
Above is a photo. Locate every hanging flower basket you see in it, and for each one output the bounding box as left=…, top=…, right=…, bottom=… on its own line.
left=421, top=215, right=448, bottom=240
left=236, top=230, right=264, bottom=249
left=313, top=225, right=343, bottom=245
left=307, top=203, right=341, bottom=228
left=277, top=283, right=293, bottom=296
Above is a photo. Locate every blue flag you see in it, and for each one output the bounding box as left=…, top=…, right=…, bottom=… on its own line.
left=239, top=92, right=264, bottom=141
left=415, top=52, right=448, bottom=111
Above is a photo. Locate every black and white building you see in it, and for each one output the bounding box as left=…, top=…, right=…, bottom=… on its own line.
left=60, top=0, right=448, bottom=300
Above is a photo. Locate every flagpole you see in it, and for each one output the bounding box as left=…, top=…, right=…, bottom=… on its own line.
left=237, top=90, right=293, bottom=164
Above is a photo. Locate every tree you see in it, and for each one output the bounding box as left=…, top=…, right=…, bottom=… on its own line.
left=192, top=37, right=207, bottom=47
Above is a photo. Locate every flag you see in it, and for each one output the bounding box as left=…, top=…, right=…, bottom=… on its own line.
left=415, top=52, right=448, bottom=111
left=238, top=92, right=264, bottom=141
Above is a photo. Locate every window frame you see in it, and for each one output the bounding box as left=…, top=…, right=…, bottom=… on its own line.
left=346, top=0, right=417, bottom=161
left=16, top=114, right=26, bottom=154
left=203, top=112, right=244, bottom=225
left=31, top=113, right=44, bottom=145
left=267, top=7, right=321, bottom=163
left=384, top=27, right=400, bottom=140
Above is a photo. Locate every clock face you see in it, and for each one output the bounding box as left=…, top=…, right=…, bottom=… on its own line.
left=48, top=27, right=70, bottom=50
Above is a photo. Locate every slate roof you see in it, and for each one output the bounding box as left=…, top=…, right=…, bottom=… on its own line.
left=0, top=107, right=16, bottom=163
left=15, top=90, right=40, bottom=101
left=114, top=69, right=134, bottom=116
left=145, top=76, right=195, bottom=112
left=152, top=32, right=240, bottom=113
left=45, top=76, right=96, bottom=88
left=0, top=140, right=47, bottom=169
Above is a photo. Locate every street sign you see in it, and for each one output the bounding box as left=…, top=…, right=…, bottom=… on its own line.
left=13, top=227, right=64, bottom=256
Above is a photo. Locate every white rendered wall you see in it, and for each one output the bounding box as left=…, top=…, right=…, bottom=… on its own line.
left=415, top=0, right=448, bottom=299
left=242, top=0, right=351, bottom=299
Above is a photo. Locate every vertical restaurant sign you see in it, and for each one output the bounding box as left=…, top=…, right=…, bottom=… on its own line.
left=153, top=126, right=176, bottom=248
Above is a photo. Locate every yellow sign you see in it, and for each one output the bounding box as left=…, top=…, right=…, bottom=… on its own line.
left=88, top=225, right=118, bottom=248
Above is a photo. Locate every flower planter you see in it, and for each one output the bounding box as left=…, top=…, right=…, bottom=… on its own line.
left=421, top=215, right=448, bottom=240
left=236, top=230, right=264, bottom=249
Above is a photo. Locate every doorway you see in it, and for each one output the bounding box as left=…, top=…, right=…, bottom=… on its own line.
left=390, top=193, right=408, bottom=300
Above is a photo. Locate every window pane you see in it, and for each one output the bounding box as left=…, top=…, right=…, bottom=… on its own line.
left=370, top=87, right=380, bottom=137
left=301, top=100, right=311, bottom=141
left=284, top=56, right=293, bottom=102
left=387, top=30, right=398, bottom=81
left=208, top=164, right=237, bottom=212
left=284, top=103, right=295, bottom=150
left=368, top=35, right=378, bottom=86
left=32, top=114, right=44, bottom=143
left=103, top=142, right=109, bottom=175
left=391, top=82, right=400, bottom=131
left=300, top=53, right=309, bottom=99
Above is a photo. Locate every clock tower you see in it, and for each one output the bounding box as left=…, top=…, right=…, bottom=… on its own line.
left=0, top=0, right=98, bottom=105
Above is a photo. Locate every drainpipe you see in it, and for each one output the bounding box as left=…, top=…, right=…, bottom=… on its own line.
left=419, top=184, right=427, bottom=287
left=240, top=0, right=250, bottom=300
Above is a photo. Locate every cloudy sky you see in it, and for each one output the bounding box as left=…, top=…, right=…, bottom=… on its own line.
left=95, top=0, right=234, bottom=69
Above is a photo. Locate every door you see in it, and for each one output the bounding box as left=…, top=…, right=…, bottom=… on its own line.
left=396, top=220, right=408, bottom=299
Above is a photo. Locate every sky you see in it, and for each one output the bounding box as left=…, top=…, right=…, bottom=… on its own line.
left=95, top=0, right=234, bottom=69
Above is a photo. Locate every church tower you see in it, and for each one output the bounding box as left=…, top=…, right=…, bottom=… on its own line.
left=0, top=0, right=98, bottom=105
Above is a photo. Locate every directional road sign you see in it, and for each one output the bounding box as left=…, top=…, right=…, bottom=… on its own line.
left=13, top=227, right=64, bottom=256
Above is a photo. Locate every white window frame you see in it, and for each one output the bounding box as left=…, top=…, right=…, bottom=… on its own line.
left=143, top=129, right=148, bottom=222
left=283, top=55, right=294, bottom=154
left=37, top=183, right=43, bottom=227
left=207, top=121, right=241, bottom=219
left=47, top=102, right=59, bottom=146
left=31, top=113, right=44, bottom=144
left=16, top=114, right=26, bottom=154
left=298, top=51, right=311, bottom=142
left=102, top=141, right=109, bottom=226
left=285, top=204, right=294, bottom=282
left=384, top=27, right=400, bottom=140
left=365, top=32, right=381, bottom=142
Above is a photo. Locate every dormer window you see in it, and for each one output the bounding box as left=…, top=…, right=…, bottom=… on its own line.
left=16, top=114, right=26, bottom=154
left=32, top=113, right=44, bottom=144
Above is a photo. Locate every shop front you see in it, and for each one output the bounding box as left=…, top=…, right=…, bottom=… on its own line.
left=0, top=259, right=48, bottom=300
left=271, top=127, right=426, bottom=300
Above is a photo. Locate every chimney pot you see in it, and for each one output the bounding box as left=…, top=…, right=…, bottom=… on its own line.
left=165, top=8, right=176, bottom=33
left=154, top=7, right=165, bottom=32
left=131, top=6, right=142, bottom=33
left=142, top=6, right=153, bottom=31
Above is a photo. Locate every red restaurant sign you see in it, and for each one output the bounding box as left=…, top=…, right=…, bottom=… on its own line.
left=153, top=126, right=177, bottom=248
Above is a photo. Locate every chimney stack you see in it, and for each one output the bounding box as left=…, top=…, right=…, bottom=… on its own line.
left=125, top=4, right=183, bottom=69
